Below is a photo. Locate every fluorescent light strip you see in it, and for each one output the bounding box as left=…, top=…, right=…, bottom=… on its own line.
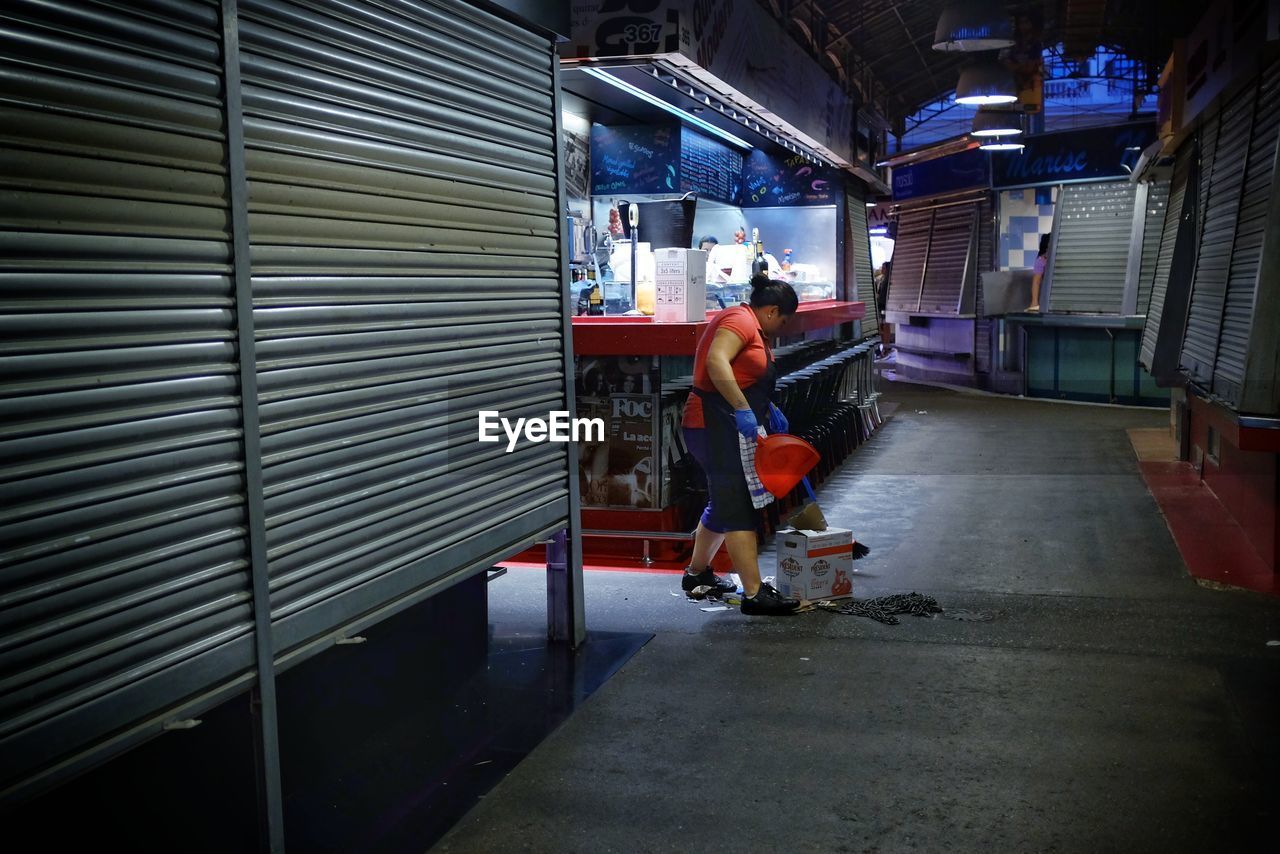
left=582, top=67, right=753, bottom=150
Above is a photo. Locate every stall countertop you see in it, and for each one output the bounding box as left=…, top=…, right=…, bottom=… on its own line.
left=1002, top=312, right=1148, bottom=330
left=572, top=300, right=865, bottom=355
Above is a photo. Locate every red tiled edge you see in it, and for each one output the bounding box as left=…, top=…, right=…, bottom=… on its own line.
left=1138, top=460, right=1280, bottom=596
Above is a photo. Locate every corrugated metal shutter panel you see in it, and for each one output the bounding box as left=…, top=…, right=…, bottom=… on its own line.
left=975, top=197, right=994, bottom=372
left=1136, top=179, right=1170, bottom=314
left=0, top=0, right=256, bottom=790
left=887, top=208, right=931, bottom=311
left=1213, top=60, right=1280, bottom=404
left=1182, top=84, right=1255, bottom=384
left=848, top=189, right=875, bottom=310
left=1047, top=181, right=1137, bottom=313
left=235, top=0, right=568, bottom=652
left=919, top=204, right=974, bottom=313
left=1141, top=143, right=1194, bottom=369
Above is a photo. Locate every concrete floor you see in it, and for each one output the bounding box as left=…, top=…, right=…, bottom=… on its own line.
left=437, top=384, right=1280, bottom=853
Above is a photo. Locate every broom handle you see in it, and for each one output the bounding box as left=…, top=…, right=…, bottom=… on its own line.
left=802, top=476, right=817, bottom=504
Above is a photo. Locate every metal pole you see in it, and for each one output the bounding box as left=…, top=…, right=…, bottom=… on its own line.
left=550, top=55, right=586, bottom=647
left=220, top=2, right=284, bottom=849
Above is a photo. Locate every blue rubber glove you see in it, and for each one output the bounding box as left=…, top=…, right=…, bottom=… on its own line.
left=733, top=407, right=759, bottom=440
left=767, top=402, right=789, bottom=434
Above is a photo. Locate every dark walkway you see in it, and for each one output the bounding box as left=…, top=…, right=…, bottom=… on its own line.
left=438, top=384, right=1280, bottom=853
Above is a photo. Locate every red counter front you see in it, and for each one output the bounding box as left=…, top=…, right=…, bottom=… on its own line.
left=571, top=300, right=866, bottom=355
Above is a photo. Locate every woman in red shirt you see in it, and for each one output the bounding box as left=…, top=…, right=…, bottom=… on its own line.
left=681, top=275, right=801, bottom=615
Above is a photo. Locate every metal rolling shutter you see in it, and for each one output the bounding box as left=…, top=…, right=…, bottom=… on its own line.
left=887, top=208, right=931, bottom=311
left=235, top=0, right=569, bottom=652
left=919, top=203, right=975, bottom=314
left=1181, top=86, right=1254, bottom=384
left=847, top=188, right=875, bottom=311
left=974, top=197, right=994, bottom=372
left=0, top=0, right=257, bottom=793
left=1136, top=179, right=1169, bottom=315
left=1141, top=144, right=1194, bottom=369
left=1213, top=60, right=1280, bottom=405
left=1047, top=181, right=1137, bottom=313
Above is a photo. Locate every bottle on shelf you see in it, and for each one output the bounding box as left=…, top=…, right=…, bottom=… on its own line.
left=781, top=248, right=794, bottom=271
left=751, top=227, right=768, bottom=277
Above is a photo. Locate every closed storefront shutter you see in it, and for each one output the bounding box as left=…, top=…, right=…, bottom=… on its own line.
left=1213, top=59, right=1280, bottom=405
left=1141, top=143, right=1195, bottom=370
left=234, top=0, right=569, bottom=653
left=1136, top=179, right=1170, bottom=315
left=1182, top=84, right=1255, bottom=385
left=886, top=208, right=931, bottom=311
left=0, top=0, right=571, bottom=799
left=0, top=0, right=257, bottom=793
left=918, top=204, right=975, bottom=314
left=847, top=188, right=875, bottom=313
left=1046, top=181, right=1137, bottom=313
left=974, top=197, right=994, bottom=373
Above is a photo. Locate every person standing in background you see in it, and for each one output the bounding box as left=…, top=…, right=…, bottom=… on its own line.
left=874, top=261, right=892, bottom=357
left=1028, top=233, right=1050, bottom=312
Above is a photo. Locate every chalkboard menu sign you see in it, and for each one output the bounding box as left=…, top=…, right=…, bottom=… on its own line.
left=679, top=127, right=742, bottom=205
left=740, top=150, right=839, bottom=207
left=590, top=124, right=679, bottom=196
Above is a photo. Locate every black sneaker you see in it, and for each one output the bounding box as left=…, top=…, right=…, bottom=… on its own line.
left=740, top=582, right=801, bottom=616
left=681, top=567, right=737, bottom=595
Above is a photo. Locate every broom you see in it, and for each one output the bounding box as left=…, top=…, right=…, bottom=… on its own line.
left=797, top=476, right=871, bottom=560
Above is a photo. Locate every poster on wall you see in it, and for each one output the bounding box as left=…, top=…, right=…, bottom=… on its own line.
left=741, top=150, right=839, bottom=206
left=575, top=356, right=661, bottom=509
left=563, top=125, right=591, bottom=205
left=590, top=124, right=679, bottom=196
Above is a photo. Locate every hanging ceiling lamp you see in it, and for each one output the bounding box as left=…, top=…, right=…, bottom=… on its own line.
left=933, top=1, right=1015, bottom=52
left=954, top=58, right=1018, bottom=105
left=977, top=137, right=1025, bottom=151
left=970, top=106, right=1023, bottom=137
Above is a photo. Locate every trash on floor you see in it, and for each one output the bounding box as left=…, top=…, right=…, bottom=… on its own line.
left=941, top=609, right=995, bottom=622
left=700, top=605, right=731, bottom=612
left=817, top=592, right=944, bottom=625
left=1267, top=640, right=1280, bottom=647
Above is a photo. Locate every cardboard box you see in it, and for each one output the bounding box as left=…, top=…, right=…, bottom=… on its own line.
left=775, top=527, right=855, bottom=601
left=653, top=248, right=707, bottom=323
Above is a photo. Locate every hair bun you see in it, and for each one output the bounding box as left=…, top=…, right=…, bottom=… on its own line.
left=749, top=272, right=771, bottom=291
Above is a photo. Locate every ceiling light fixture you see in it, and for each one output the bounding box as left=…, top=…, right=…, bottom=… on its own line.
left=954, top=58, right=1019, bottom=105
left=933, top=1, right=1015, bottom=52
left=581, top=67, right=753, bottom=150
left=970, top=107, right=1023, bottom=137
left=978, top=138, right=1025, bottom=151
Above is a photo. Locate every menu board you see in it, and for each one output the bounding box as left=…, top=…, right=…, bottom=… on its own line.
left=590, top=124, right=678, bottom=196
left=740, top=149, right=839, bottom=207
left=679, top=127, right=743, bottom=204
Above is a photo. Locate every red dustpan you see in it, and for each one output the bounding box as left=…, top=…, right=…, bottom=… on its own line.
left=755, top=433, right=820, bottom=496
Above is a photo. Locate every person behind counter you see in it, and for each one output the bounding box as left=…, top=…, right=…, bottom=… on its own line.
left=681, top=274, right=801, bottom=616
left=1028, top=233, right=1050, bottom=312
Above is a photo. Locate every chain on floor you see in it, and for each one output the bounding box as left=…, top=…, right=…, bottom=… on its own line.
left=819, top=592, right=944, bottom=625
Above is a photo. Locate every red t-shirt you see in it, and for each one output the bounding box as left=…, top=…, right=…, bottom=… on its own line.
left=682, top=304, right=772, bottom=429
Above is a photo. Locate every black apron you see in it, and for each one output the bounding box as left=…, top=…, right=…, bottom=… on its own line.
left=692, top=326, right=777, bottom=488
